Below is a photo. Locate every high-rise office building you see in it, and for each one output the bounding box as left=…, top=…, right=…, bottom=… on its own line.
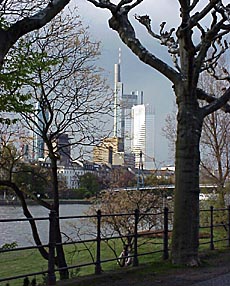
left=113, top=51, right=155, bottom=169
left=55, top=133, right=71, bottom=166
left=122, top=91, right=144, bottom=153
left=131, top=104, right=155, bottom=169
left=113, top=49, right=123, bottom=139
left=33, top=101, right=48, bottom=160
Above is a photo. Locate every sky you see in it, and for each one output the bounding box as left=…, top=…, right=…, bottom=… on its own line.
left=76, top=1, right=182, bottom=166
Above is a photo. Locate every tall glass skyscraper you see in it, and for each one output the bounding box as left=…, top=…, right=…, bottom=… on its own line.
left=131, top=104, right=155, bottom=169
left=113, top=51, right=155, bottom=169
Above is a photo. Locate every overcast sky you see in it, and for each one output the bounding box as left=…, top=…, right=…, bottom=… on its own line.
left=76, top=1, right=183, bottom=166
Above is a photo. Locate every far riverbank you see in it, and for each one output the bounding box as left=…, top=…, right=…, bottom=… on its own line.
left=0, top=199, right=92, bottom=206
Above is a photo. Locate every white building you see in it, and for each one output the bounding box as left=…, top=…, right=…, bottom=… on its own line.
left=131, top=104, right=155, bottom=169
left=57, top=163, right=85, bottom=189
left=57, top=160, right=100, bottom=190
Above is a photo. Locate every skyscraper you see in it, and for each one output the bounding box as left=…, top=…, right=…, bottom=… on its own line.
left=131, top=104, right=155, bottom=169
left=113, top=49, right=123, bottom=139
left=33, top=99, right=49, bottom=160
left=33, top=101, right=46, bottom=160
left=111, top=50, right=155, bottom=169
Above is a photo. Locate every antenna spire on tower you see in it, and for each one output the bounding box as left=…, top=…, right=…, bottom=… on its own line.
left=118, top=47, right=121, bottom=65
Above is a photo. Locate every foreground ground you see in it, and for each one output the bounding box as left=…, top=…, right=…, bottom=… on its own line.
left=57, top=249, right=230, bottom=286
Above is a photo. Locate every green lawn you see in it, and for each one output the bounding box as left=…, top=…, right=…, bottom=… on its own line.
left=1, top=229, right=229, bottom=286
left=0, top=237, right=164, bottom=286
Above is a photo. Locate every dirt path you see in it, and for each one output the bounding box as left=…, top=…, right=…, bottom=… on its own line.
left=58, top=249, right=230, bottom=286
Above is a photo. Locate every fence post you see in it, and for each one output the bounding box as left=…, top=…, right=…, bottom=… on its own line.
left=210, top=206, right=214, bottom=250
left=163, top=207, right=169, bottom=260
left=228, top=205, right=230, bottom=247
left=47, top=210, right=56, bottom=286
left=95, top=210, right=102, bottom=274
left=133, top=209, right=139, bottom=267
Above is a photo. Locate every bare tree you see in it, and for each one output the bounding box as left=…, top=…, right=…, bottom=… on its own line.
left=0, top=0, right=71, bottom=67
left=21, top=10, right=110, bottom=279
left=0, top=8, right=111, bottom=280
left=85, top=0, right=230, bottom=265
left=199, top=70, right=230, bottom=207
left=88, top=189, right=163, bottom=266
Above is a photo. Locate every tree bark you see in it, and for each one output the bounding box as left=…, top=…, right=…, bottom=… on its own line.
left=50, top=152, right=69, bottom=280
left=172, top=93, right=203, bottom=265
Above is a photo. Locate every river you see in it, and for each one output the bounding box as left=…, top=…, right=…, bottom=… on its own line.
left=0, top=204, right=91, bottom=247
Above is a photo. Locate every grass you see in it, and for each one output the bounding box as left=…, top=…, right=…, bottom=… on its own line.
left=1, top=225, right=229, bottom=286
left=0, top=249, right=47, bottom=286
left=0, top=237, right=165, bottom=286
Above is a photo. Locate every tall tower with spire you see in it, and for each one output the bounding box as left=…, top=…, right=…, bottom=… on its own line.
left=113, top=48, right=123, bottom=138
left=94, top=49, right=155, bottom=169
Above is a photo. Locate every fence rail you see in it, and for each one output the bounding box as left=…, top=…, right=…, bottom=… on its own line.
left=1, top=206, right=230, bottom=285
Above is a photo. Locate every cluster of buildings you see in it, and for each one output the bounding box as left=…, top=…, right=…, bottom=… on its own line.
left=1, top=52, right=158, bottom=190
left=93, top=51, right=155, bottom=170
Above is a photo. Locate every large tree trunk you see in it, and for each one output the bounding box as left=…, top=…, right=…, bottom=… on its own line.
left=50, top=155, right=69, bottom=280
left=171, top=94, right=203, bottom=266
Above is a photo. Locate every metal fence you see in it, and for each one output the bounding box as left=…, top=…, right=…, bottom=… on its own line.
left=1, top=206, right=230, bottom=285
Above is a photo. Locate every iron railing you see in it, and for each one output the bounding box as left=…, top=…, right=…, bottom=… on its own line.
left=1, top=206, right=230, bottom=285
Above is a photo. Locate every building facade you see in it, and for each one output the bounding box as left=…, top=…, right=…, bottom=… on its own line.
left=131, top=104, right=155, bottom=169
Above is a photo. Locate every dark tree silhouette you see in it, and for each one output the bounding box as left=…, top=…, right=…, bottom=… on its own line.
left=85, top=0, right=230, bottom=265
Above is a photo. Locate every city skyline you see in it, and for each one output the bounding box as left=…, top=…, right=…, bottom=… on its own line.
left=78, top=0, right=175, bottom=166
left=112, top=54, right=155, bottom=170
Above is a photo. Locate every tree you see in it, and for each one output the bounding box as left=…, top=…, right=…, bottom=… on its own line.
left=199, top=71, right=230, bottom=208
left=109, top=167, right=136, bottom=189
left=19, top=9, right=110, bottom=279
left=145, top=173, right=174, bottom=186
left=0, top=8, right=111, bottom=280
left=0, top=126, right=53, bottom=271
left=13, top=163, right=51, bottom=198
left=79, top=172, right=101, bottom=198
left=88, top=189, right=163, bottom=264
left=0, top=1, right=72, bottom=122
left=86, top=0, right=230, bottom=265
left=0, top=0, right=70, bottom=67
left=163, top=68, right=230, bottom=208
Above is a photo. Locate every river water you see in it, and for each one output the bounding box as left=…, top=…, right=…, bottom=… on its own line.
left=0, top=204, right=91, bottom=247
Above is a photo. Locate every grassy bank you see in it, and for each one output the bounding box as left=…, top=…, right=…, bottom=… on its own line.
left=1, top=235, right=230, bottom=286
left=1, top=238, right=164, bottom=286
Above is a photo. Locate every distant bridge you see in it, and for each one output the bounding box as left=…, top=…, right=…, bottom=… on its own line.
left=110, top=184, right=218, bottom=192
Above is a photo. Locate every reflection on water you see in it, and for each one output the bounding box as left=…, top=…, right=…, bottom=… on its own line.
left=0, top=204, right=90, bottom=247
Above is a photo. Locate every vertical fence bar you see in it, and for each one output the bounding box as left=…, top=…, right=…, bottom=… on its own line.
left=133, top=209, right=139, bottom=267
left=47, top=210, right=56, bottom=286
left=163, top=207, right=169, bottom=260
left=95, top=210, right=102, bottom=274
left=228, top=205, right=230, bottom=247
left=210, top=206, right=214, bottom=250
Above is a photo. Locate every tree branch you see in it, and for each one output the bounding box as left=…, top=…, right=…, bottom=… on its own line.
left=135, top=16, right=180, bottom=71
left=194, top=18, right=225, bottom=78
left=200, top=87, right=230, bottom=117
left=0, top=180, right=50, bottom=260
left=190, top=0, right=200, bottom=12
left=189, top=0, right=221, bottom=27
left=0, top=0, right=71, bottom=64
left=87, top=0, right=116, bottom=10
